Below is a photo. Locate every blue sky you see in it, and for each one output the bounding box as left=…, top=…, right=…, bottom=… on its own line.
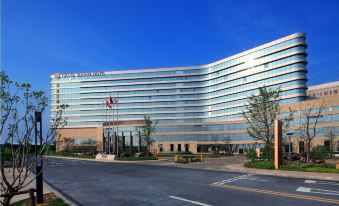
left=1, top=0, right=339, bottom=124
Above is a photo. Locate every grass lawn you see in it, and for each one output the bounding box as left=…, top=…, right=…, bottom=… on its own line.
left=280, top=166, right=339, bottom=174
left=158, top=152, right=231, bottom=158
left=245, top=160, right=339, bottom=173
left=10, top=193, right=69, bottom=206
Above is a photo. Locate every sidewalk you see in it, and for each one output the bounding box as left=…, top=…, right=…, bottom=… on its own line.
left=224, top=159, right=339, bottom=181
left=1, top=169, right=74, bottom=205
left=142, top=156, right=339, bottom=181
left=11, top=177, right=53, bottom=204
left=1, top=170, right=53, bottom=204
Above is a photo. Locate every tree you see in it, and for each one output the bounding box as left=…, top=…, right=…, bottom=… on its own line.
left=311, top=145, right=332, bottom=165
left=297, top=101, right=326, bottom=162
left=242, top=86, right=293, bottom=161
left=138, top=116, right=158, bottom=156
left=0, top=71, right=67, bottom=205
left=56, top=136, right=74, bottom=152
left=222, top=135, right=232, bottom=155
left=324, top=126, right=337, bottom=151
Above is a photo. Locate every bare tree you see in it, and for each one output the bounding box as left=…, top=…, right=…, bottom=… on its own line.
left=297, top=101, right=326, bottom=162
left=0, top=71, right=67, bottom=205
left=324, top=126, right=337, bottom=151
left=223, top=135, right=232, bottom=155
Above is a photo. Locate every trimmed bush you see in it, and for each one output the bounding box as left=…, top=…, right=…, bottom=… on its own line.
left=175, top=160, right=188, bottom=164
left=48, top=151, right=95, bottom=159
left=1, top=147, right=12, bottom=163
left=311, top=145, right=333, bottom=163
left=280, top=162, right=335, bottom=169
left=115, top=156, right=158, bottom=161
left=157, top=153, right=177, bottom=157
left=244, top=160, right=274, bottom=169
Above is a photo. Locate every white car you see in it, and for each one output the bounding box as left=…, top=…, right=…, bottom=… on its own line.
left=333, top=151, right=339, bottom=158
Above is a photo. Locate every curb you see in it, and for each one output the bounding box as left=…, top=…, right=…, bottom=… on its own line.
left=47, top=156, right=99, bottom=162
left=47, top=155, right=165, bottom=163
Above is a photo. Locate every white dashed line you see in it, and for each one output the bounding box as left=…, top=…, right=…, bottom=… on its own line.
left=304, top=180, right=339, bottom=186
left=169, top=196, right=212, bottom=206
left=297, top=187, right=339, bottom=196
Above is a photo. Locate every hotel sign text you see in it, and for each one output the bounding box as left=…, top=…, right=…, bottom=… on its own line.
left=55, top=72, right=105, bottom=78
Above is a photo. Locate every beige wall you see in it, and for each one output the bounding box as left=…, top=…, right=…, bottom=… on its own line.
left=56, top=127, right=102, bottom=151
left=56, top=94, right=339, bottom=153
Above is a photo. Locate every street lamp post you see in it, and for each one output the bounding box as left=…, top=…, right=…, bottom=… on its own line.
left=287, top=132, right=294, bottom=156
left=35, top=112, right=43, bottom=204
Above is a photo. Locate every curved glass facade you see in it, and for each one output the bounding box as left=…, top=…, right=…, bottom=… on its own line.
left=50, top=33, right=308, bottom=145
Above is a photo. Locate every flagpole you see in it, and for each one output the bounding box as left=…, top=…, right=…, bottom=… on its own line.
left=102, top=99, right=105, bottom=153
left=116, top=94, right=119, bottom=157
left=105, top=99, right=107, bottom=154
left=106, top=98, right=111, bottom=154
left=110, top=96, right=115, bottom=155
left=108, top=99, right=111, bottom=154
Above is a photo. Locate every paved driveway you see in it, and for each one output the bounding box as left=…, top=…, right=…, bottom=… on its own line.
left=44, top=157, right=339, bottom=206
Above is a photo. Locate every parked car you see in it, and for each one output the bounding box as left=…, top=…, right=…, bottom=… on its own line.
left=333, top=151, right=339, bottom=158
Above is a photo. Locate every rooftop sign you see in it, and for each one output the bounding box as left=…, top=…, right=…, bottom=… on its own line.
left=55, top=72, right=105, bottom=79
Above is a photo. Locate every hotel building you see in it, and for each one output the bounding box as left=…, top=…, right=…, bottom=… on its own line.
left=51, top=32, right=331, bottom=154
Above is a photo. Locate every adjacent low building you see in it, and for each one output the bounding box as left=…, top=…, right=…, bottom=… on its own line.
left=50, top=32, right=338, bottom=154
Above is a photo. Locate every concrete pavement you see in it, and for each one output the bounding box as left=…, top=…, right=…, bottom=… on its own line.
left=123, top=155, right=339, bottom=181
left=2, top=170, right=53, bottom=204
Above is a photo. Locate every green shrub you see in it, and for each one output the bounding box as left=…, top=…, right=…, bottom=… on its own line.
left=48, top=151, right=95, bottom=159
left=115, top=156, right=158, bottom=161
left=244, top=160, right=274, bottom=169
left=281, top=162, right=335, bottom=169
left=1, top=146, right=12, bottom=163
left=175, top=160, right=188, bottom=164
left=311, top=145, right=333, bottom=163
left=157, top=153, right=176, bottom=157
left=261, top=146, right=273, bottom=161
left=246, top=148, right=257, bottom=162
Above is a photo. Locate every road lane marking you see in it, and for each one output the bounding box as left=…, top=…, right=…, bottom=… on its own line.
left=297, top=187, right=339, bottom=196
left=305, top=180, right=339, bottom=186
left=305, top=180, right=316, bottom=184
left=211, top=184, right=339, bottom=204
left=212, top=174, right=255, bottom=185
left=241, top=177, right=268, bottom=182
left=296, top=187, right=311, bottom=192
left=169, top=196, right=212, bottom=206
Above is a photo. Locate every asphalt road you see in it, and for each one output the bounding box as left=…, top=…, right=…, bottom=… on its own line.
left=43, top=157, right=339, bottom=206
